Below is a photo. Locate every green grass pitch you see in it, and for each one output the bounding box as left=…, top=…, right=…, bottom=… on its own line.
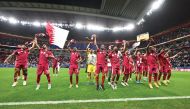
left=0, top=68, right=190, bottom=109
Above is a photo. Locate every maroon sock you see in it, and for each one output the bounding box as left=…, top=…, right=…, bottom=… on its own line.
left=167, top=72, right=171, bottom=80
left=136, top=74, right=138, bottom=81
left=116, top=74, right=120, bottom=84
left=102, top=75, right=105, bottom=86
left=145, top=72, right=148, bottom=77
left=37, top=74, right=41, bottom=84
left=96, top=75, right=99, bottom=85
left=46, top=74, right=51, bottom=84
left=125, top=74, right=129, bottom=83
left=18, top=71, right=20, bottom=77
left=158, top=72, right=162, bottom=81
left=154, top=73, right=158, bottom=82
left=14, top=72, right=17, bottom=82
left=111, top=75, right=115, bottom=84
left=70, top=76, right=73, bottom=84
left=24, top=75, right=27, bottom=81
left=149, top=74, right=152, bottom=83
left=76, top=75, right=79, bottom=85
left=163, top=73, right=167, bottom=80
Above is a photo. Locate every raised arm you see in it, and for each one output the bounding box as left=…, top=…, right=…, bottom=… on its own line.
left=170, top=51, right=182, bottom=59
left=34, top=37, right=40, bottom=49
left=122, top=40, right=127, bottom=53
left=4, top=51, right=15, bottom=64
left=94, top=35, right=99, bottom=50
left=86, top=42, right=91, bottom=50
left=133, top=48, right=138, bottom=56
left=28, top=39, right=35, bottom=51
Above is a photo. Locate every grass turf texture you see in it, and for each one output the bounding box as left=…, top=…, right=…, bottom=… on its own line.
left=0, top=68, right=190, bottom=109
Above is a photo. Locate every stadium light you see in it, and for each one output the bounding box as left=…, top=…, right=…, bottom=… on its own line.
left=151, top=0, right=165, bottom=11
left=20, top=21, right=28, bottom=25
left=75, top=23, right=84, bottom=29
left=112, top=27, right=123, bottom=32
left=146, top=10, right=152, bottom=16
left=0, top=16, right=8, bottom=21
left=86, top=24, right=106, bottom=31
left=137, top=18, right=145, bottom=25
left=124, top=24, right=135, bottom=31
left=8, top=17, right=18, bottom=24
left=32, top=21, right=41, bottom=27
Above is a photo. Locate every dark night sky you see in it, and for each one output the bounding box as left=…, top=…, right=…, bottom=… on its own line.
left=137, top=0, right=190, bottom=36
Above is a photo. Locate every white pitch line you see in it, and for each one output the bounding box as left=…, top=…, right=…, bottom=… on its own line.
left=0, top=96, right=190, bottom=106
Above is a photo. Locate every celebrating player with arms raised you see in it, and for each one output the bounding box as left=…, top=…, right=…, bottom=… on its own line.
left=4, top=39, right=35, bottom=87
left=108, top=46, right=121, bottom=90
left=146, top=39, right=160, bottom=89
left=134, top=49, right=144, bottom=83
left=121, top=50, right=133, bottom=86
left=67, top=40, right=82, bottom=88
left=94, top=35, right=107, bottom=90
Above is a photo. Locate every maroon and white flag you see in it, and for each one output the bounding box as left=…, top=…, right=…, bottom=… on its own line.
left=46, top=22, right=69, bottom=48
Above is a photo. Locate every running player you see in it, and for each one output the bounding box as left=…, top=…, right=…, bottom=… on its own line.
left=35, top=38, right=55, bottom=90
left=67, top=40, right=81, bottom=88
left=4, top=40, right=35, bottom=87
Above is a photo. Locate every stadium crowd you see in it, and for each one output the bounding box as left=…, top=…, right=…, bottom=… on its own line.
left=0, top=25, right=190, bottom=69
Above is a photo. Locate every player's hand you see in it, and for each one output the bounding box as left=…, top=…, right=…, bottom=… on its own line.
left=4, top=60, right=8, bottom=64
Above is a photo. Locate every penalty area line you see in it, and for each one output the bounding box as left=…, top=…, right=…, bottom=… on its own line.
left=0, top=96, right=190, bottom=106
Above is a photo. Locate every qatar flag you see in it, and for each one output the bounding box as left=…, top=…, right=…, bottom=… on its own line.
left=46, top=23, right=69, bottom=48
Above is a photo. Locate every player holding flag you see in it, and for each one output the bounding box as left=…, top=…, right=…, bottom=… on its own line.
left=34, top=38, right=55, bottom=90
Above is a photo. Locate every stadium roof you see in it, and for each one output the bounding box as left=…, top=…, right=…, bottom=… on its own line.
left=0, top=0, right=152, bottom=23
left=0, top=0, right=190, bottom=41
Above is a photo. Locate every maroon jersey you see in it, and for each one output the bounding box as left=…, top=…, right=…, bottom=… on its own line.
left=70, top=50, right=80, bottom=65
left=136, top=55, right=143, bottom=67
left=52, top=58, right=58, bottom=66
left=38, top=48, right=53, bottom=66
left=147, top=52, right=158, bottom=66
left=142, top=55, right=148, bottom=66
left=166, top=57, right=172, bottom=67
left=96, top=49, right=107, bottom=65
left=122, top=54, right=130, bottom=66
left=109, top=52, right=120, bottom=67
left=158, top=51, right=165, bottom=66
left=14, top=48, right=29, bottom=65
